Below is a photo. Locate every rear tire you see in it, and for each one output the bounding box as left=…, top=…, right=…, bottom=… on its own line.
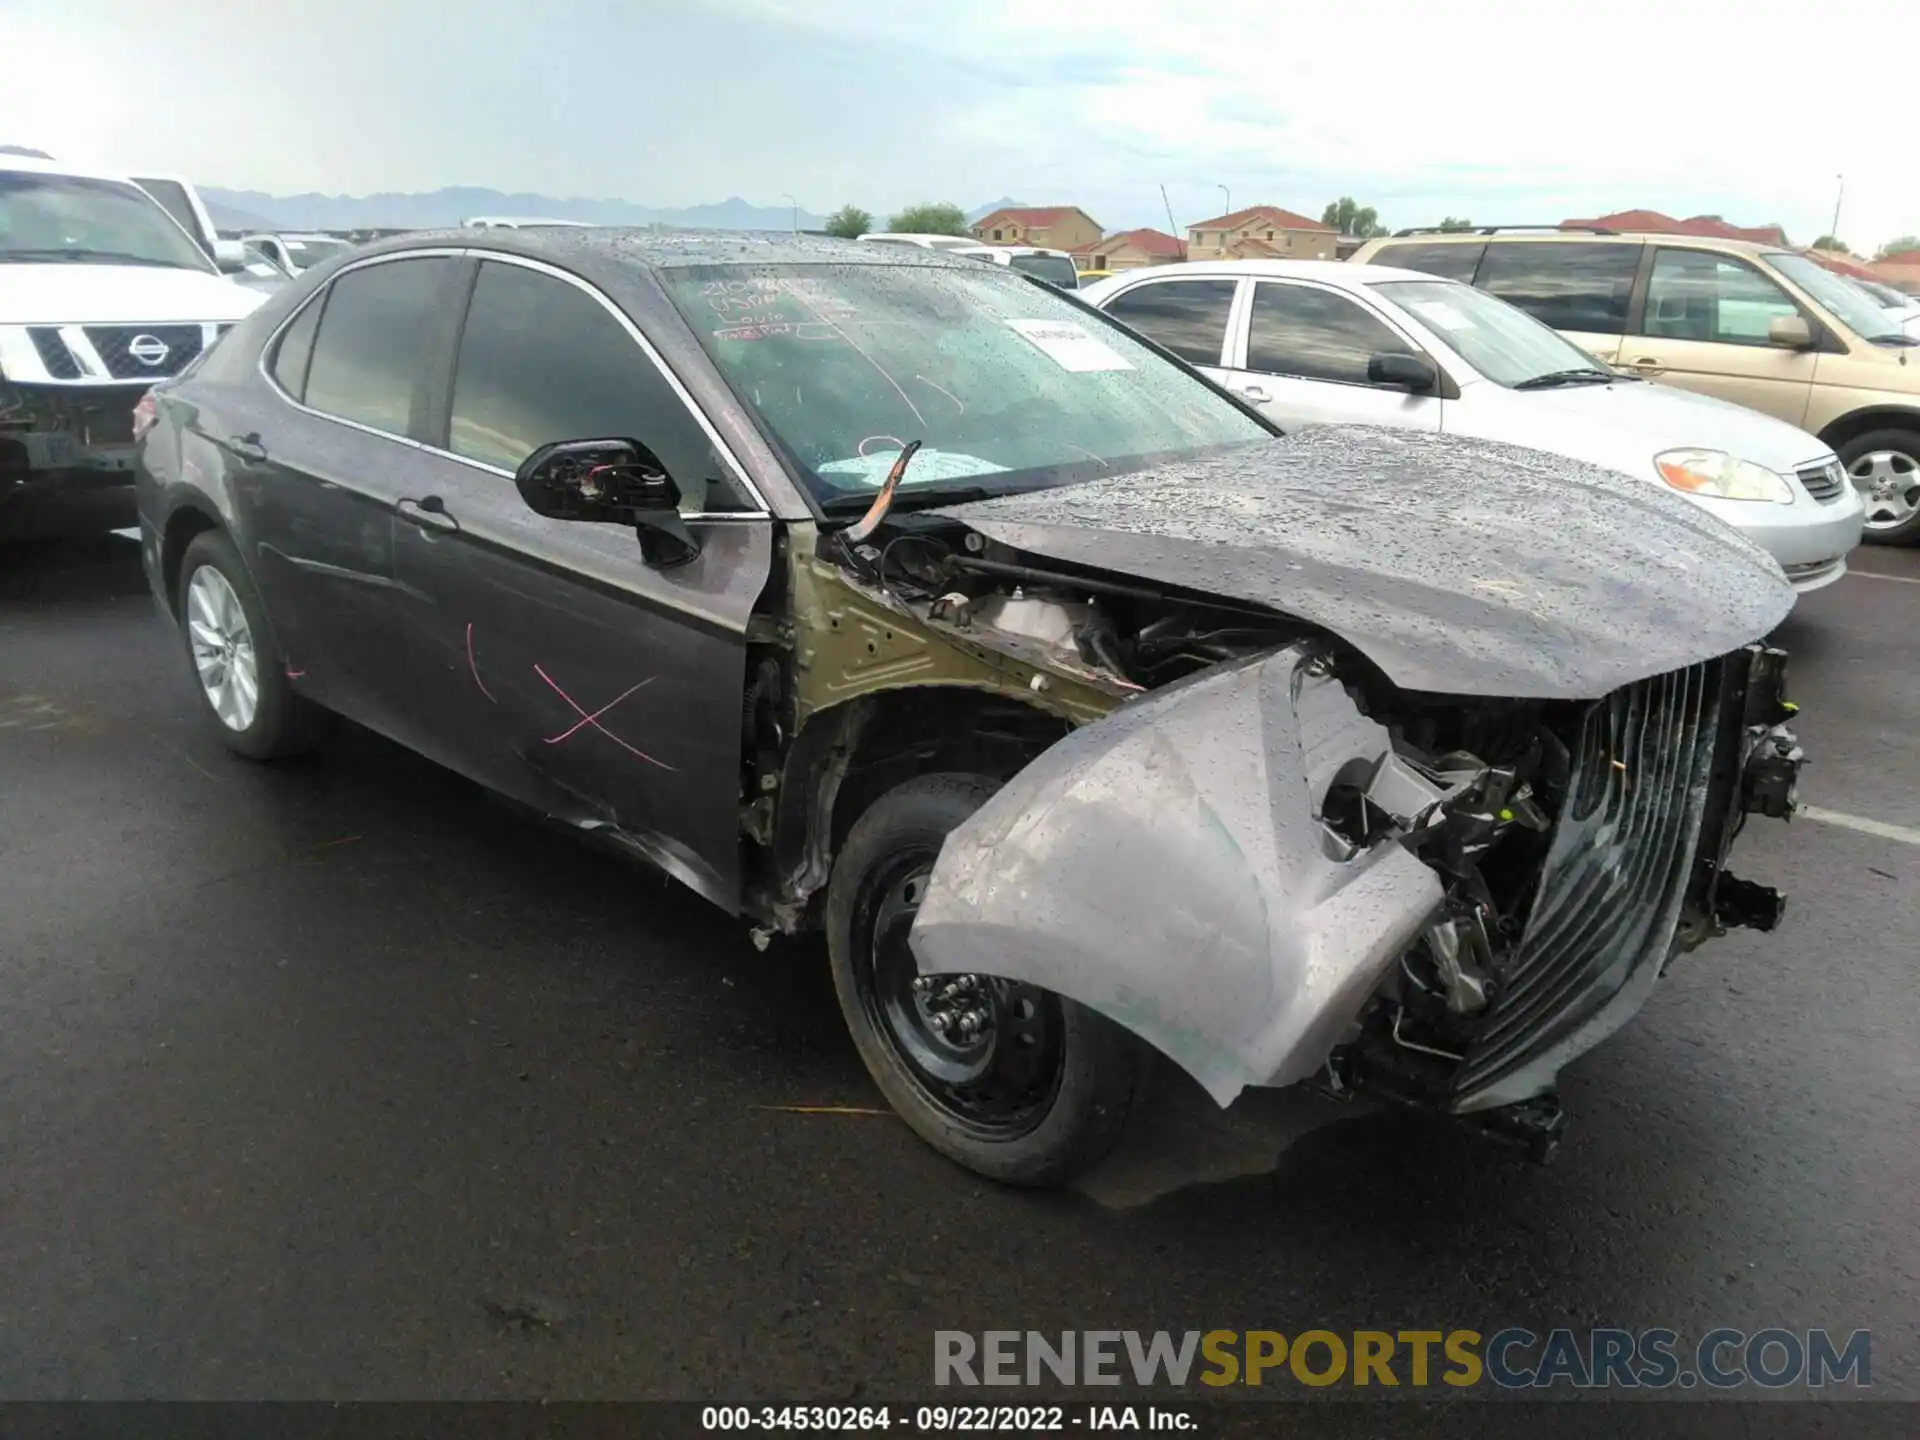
left=826, top=772, right=1143, bottom=1187
left=1839, top=429, right=1920, bottom=545
left=176, top=529, right=333, bottom=760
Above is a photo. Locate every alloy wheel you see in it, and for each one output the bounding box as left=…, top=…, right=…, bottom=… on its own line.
left=186, top=565, right=260, bottom=732
left=1850, top=449, right=1920, bottom=532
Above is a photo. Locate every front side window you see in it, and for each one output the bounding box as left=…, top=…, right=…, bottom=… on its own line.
left=0, top=171, right=214, bottom=272
left=1367, top=240, right=1486, bottom=283
left=448, top=261, right=748, bottom=511
left=1642, top=250, right=1799, bottom=346
left=129, top=178, right=206, bottom=251
left=1476, top=241, right=1640, bottom=334
left=1245, top=283, right=1416, bottom=385
left=661, top=262, right=1269, bottom=509
left=1376, top=279, right=1611, bottom=387
left=285, top=236, right=351, bottom=271
left=1098, top=278, right=1237, bottom=366
left=302, top=257, right=456, bottom=434
left=1008, top=253, right=1079, bottom=288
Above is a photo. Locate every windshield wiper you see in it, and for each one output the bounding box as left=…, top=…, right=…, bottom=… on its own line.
left=0, top=247, right=199, bottom=268
left=821, top=481, right=997, bottom=517
left=1512, top=369, right=1616, bottom=390
left=1868, top=333, right=1920, bottom=347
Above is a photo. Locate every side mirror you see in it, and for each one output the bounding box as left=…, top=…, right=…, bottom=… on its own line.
left=1368, top=352, right=1438, bottom=392
left=213, top=238, right=247, bottom=272
left=1768, top=315, right=1814, bottom=350
left=514, top=438, right=700, bottom=568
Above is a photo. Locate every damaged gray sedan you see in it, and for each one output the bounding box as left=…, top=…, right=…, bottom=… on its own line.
left=136, top=231, right=1805, bottom=1187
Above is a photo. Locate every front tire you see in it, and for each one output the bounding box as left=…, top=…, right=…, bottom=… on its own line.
left=177, top=529, right=332, bottom=760
left=1840, top=429, right=1920, bottom=545
left=826, top=773, right=1143, bottom=1187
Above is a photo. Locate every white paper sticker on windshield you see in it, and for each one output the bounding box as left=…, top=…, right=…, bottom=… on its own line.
left=1006, top=319, right=1133, bottom=372
left=1407, top=300, right=1474, bottom=331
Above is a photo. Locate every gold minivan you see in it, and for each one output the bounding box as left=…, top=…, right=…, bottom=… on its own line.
left=1350, top=229, right=1920, bottom=543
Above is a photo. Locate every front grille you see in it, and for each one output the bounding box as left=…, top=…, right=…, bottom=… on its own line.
left=27, top=328, right=81, bottom=380
left=81, top=324, right=204, bottom=380
left=1451, top=659, right=1727, bottom=1110
left=1796, top=460, right=1846, bottom=503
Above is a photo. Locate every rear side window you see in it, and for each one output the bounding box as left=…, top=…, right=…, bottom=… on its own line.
left=303, top=257, right=457, bottom=435
left=1246, top=283, right=1417, bottom=384
left=1099, top=279, right=1237, bottom=366
left=269, top=297, right=323, bottom=401
left=1009, top=253, right=1079, bottom=288
left=448, top=261, right=748, bottom=511
left=1476, top=242, right=1640, bottom=334
left=1369, top=241, right=1485, bottom=283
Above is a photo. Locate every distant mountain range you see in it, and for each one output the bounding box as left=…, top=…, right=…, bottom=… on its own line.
left=201, top=186, right=832, bottom=234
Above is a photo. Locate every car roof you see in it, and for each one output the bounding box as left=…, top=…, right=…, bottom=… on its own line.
left=1105, top=258, right=1442, bottom=286
left=348, top=226, right=978, bottom=274
left=0, top=153, right=142, bottom=185
left=1363, top=230, right=1783, bottom=260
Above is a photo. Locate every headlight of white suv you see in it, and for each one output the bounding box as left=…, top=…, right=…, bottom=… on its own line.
left=1654, top=449, right=1794, bottom=504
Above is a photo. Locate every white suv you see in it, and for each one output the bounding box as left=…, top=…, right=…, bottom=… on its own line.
left=1, top=155, right=265, bottom=535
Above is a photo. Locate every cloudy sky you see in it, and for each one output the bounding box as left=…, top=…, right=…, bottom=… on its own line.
left=5, top=0, right=1915, bottom=251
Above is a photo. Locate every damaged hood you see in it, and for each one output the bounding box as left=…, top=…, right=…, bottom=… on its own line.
left=936, top=427, right=1795, bottom=699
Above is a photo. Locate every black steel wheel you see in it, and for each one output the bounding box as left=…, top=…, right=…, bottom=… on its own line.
left=826, top=773, right=1143, bottom=1187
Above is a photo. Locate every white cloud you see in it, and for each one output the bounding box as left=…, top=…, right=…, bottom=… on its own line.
left=3, top=0, right=1913, bottom=252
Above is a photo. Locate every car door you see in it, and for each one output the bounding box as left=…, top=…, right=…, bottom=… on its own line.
left=388, top=255, right=774, bottom=914
left=1094, top=276, right=1240, bottom=381
left=1217, top=279, right=1444, bottom=431
left=238, top=252, right=466, bottom=745
left=1472, top=240, right=1641, bottom=366
left=1616, top=246, right=1819, bottom=428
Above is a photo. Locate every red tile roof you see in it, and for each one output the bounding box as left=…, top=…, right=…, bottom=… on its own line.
left=1071, top=227, right=1186, bottom=259
left=1562, top=211, right=1788, bottom=245
left=1189, top=204, right=1332, bottom=233
left=1803, top=249, right=1881, bottom=281
left=971, top=206, right=1098, bottom=231
left=1879, top=249, right=1920, bottom=266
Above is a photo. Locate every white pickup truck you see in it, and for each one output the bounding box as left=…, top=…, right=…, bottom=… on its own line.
left=1, top=154, right=265, bottom=535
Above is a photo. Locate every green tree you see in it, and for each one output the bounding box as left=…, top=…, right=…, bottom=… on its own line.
left=824, top=204, right=873, bottom=239
left=1811, top=235, right=1851, bottom=254
left=1877, top=235, right=1920, bottom=259
left=1321, top=197, right=1385, bottom=238
left=1437, top=216, right=1475, bottom=232
left=887, top=202, right=971, bottom=236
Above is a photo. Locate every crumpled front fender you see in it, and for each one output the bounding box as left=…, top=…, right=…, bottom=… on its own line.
left=909, top=645, right=1445, bottom=1106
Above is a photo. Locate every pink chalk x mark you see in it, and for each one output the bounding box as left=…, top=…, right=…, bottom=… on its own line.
left=466, top=622, right=497, bottom=703
left=534, top=665, right=675, bottom=771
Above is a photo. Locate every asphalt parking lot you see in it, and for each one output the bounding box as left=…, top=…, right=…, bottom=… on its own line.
left=1, top=527, right=1915, bottom=1405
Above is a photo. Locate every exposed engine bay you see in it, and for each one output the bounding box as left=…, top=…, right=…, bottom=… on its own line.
left=819, top=510, right=1804, bottom=1162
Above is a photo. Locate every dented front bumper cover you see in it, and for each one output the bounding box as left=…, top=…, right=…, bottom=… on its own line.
left=909, top=643, right=1803, bottom=1120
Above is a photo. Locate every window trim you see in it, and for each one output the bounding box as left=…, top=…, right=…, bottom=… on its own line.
left=257, top=247, right=772, bottom=521
left=1095, top=272, right=1243, bottom=367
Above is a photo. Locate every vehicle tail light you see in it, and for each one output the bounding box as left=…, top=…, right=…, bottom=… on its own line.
left=132, top=390, right=159, bottom=443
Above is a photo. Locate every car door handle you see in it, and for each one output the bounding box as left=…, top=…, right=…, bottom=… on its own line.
left=1236, top=383, right=1271, bottom=403
left=1625, top=356, right=1665, bottom=374
left=396, top=495, right=458, bottom=532
left=228, top=433, right=268, bottom=464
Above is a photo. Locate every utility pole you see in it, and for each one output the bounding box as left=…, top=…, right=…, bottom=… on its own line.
left=1828, top=175, right=1844, bottom=246
left=780, top=193, right=798, bottom=233
left=1218, top=183, right=1231, bottom=217
left=1160, top=185, right=1180, bottom=241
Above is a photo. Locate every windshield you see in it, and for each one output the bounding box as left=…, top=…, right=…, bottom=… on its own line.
left=1767, top=252, right=1906, bottom=340
left=284, top=236, right=350, bottom=268
left=1857, top=278, right=1913, bottom=309
left=662, top=261, right=1271, bottom=507
left=0, top=171, right=215, bottom=271
left=1374, top=278, right=1608, bottom=386
left=1008, top=253, right=1079, bottom=289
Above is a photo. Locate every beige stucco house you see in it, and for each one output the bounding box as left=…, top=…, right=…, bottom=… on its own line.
left=1186, top=205, right=1336, bottom=261
left=970, top=206, right=1103, bottom=251
left=1070, top=228, right=1186, bottom=271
